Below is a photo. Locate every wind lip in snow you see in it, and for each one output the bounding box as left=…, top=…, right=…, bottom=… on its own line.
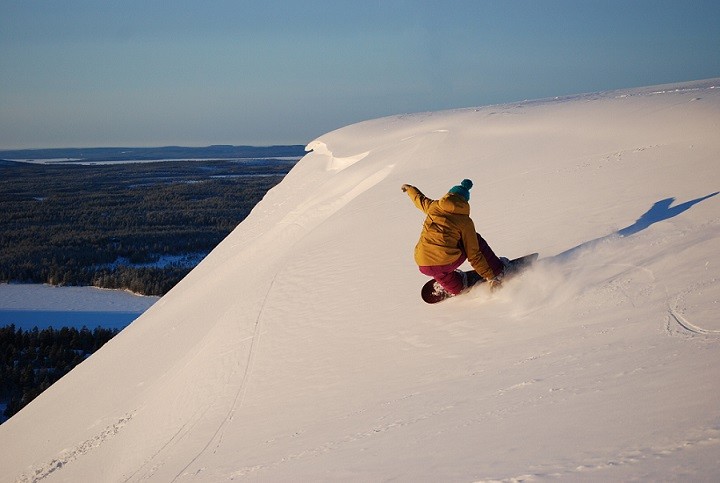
left=305, top=140, right=370, bottom=171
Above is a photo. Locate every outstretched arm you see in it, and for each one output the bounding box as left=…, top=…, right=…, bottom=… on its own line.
left=402, top=184, right=434, bottom=213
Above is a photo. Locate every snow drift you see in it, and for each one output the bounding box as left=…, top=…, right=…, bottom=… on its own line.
left=2, top=79, right=720, bottom=482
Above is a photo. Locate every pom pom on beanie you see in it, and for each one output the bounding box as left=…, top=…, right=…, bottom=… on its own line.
left=448, top=179, right=473, bottom=201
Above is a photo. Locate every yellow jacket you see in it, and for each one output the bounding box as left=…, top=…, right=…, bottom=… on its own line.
left=405, top=186, right=498, bottom=280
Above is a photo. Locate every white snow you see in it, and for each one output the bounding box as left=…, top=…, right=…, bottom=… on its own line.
left=1, top=78, right=720, bottom=482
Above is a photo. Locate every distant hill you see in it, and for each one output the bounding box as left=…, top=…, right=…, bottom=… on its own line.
left=0, top=145, right=306, bottom=163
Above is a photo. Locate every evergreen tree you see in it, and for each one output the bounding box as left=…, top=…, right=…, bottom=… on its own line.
left=0, top=325, right=120, bottom=422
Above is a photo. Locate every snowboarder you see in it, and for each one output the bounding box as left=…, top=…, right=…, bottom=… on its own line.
left=402, top=179, right=507, bottom=295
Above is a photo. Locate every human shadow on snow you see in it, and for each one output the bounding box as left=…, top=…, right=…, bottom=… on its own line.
left=551, top=192, right=719, bottom=262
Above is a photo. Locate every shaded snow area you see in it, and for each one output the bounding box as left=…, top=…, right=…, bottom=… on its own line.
left=2, top=79, right=719, bottom=482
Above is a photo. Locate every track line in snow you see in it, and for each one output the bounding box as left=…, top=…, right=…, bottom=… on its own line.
left=171, top=275, right=277, bottom=481
left=666, top=277, right=720, bottom=338
left=123, top=405, right=211, bottom=482
left=19, top=412, right=135, bottom=483
left=668, top=309, right=720, bottom=336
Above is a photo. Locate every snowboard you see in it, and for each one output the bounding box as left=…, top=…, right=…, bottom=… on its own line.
left=421, top=253, right=539, bottom=304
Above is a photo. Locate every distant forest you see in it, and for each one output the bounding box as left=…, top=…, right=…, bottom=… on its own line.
left=0, top=153, right=300, bottom=295
left=0, top=325, right=120, bottom=421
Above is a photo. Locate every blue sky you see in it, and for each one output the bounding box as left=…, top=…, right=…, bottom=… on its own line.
left=1, top=0, right=719, bottom=149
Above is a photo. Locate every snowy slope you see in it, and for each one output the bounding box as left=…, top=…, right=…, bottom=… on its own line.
left=2, top=79, right=719, bottom=482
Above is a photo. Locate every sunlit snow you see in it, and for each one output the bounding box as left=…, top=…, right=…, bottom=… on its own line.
left=2, top=79, right=719, bottom=482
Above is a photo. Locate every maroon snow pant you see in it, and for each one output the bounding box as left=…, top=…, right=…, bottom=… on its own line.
left=418, top=233, right=502, bottom=295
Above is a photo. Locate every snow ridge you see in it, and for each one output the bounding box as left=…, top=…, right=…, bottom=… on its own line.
left=2, top=79, right=720, bottom=482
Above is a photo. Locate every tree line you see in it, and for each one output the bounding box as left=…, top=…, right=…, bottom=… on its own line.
left=0, top=324, right=120, bottom=421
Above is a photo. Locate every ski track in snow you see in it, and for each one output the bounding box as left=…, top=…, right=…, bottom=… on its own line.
left=170, top=276, right=277, bottom=482
left=18, top=412, right=135, bottom=483
left=668, top=302, right=720, bottom=337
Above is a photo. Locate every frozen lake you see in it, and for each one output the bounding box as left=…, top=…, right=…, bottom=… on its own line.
left=0, top=283, right=159, bottom=330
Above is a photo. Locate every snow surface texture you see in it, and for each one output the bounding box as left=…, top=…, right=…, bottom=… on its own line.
left=2, top=79, right=719, bottom=482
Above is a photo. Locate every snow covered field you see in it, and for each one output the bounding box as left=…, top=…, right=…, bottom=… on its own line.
left=0, top=284, right=158, bottom=330
left=1, top=79, right=719, bottom=482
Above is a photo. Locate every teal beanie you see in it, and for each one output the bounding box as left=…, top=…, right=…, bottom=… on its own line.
left=448, top=179, right=473, bottom=201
